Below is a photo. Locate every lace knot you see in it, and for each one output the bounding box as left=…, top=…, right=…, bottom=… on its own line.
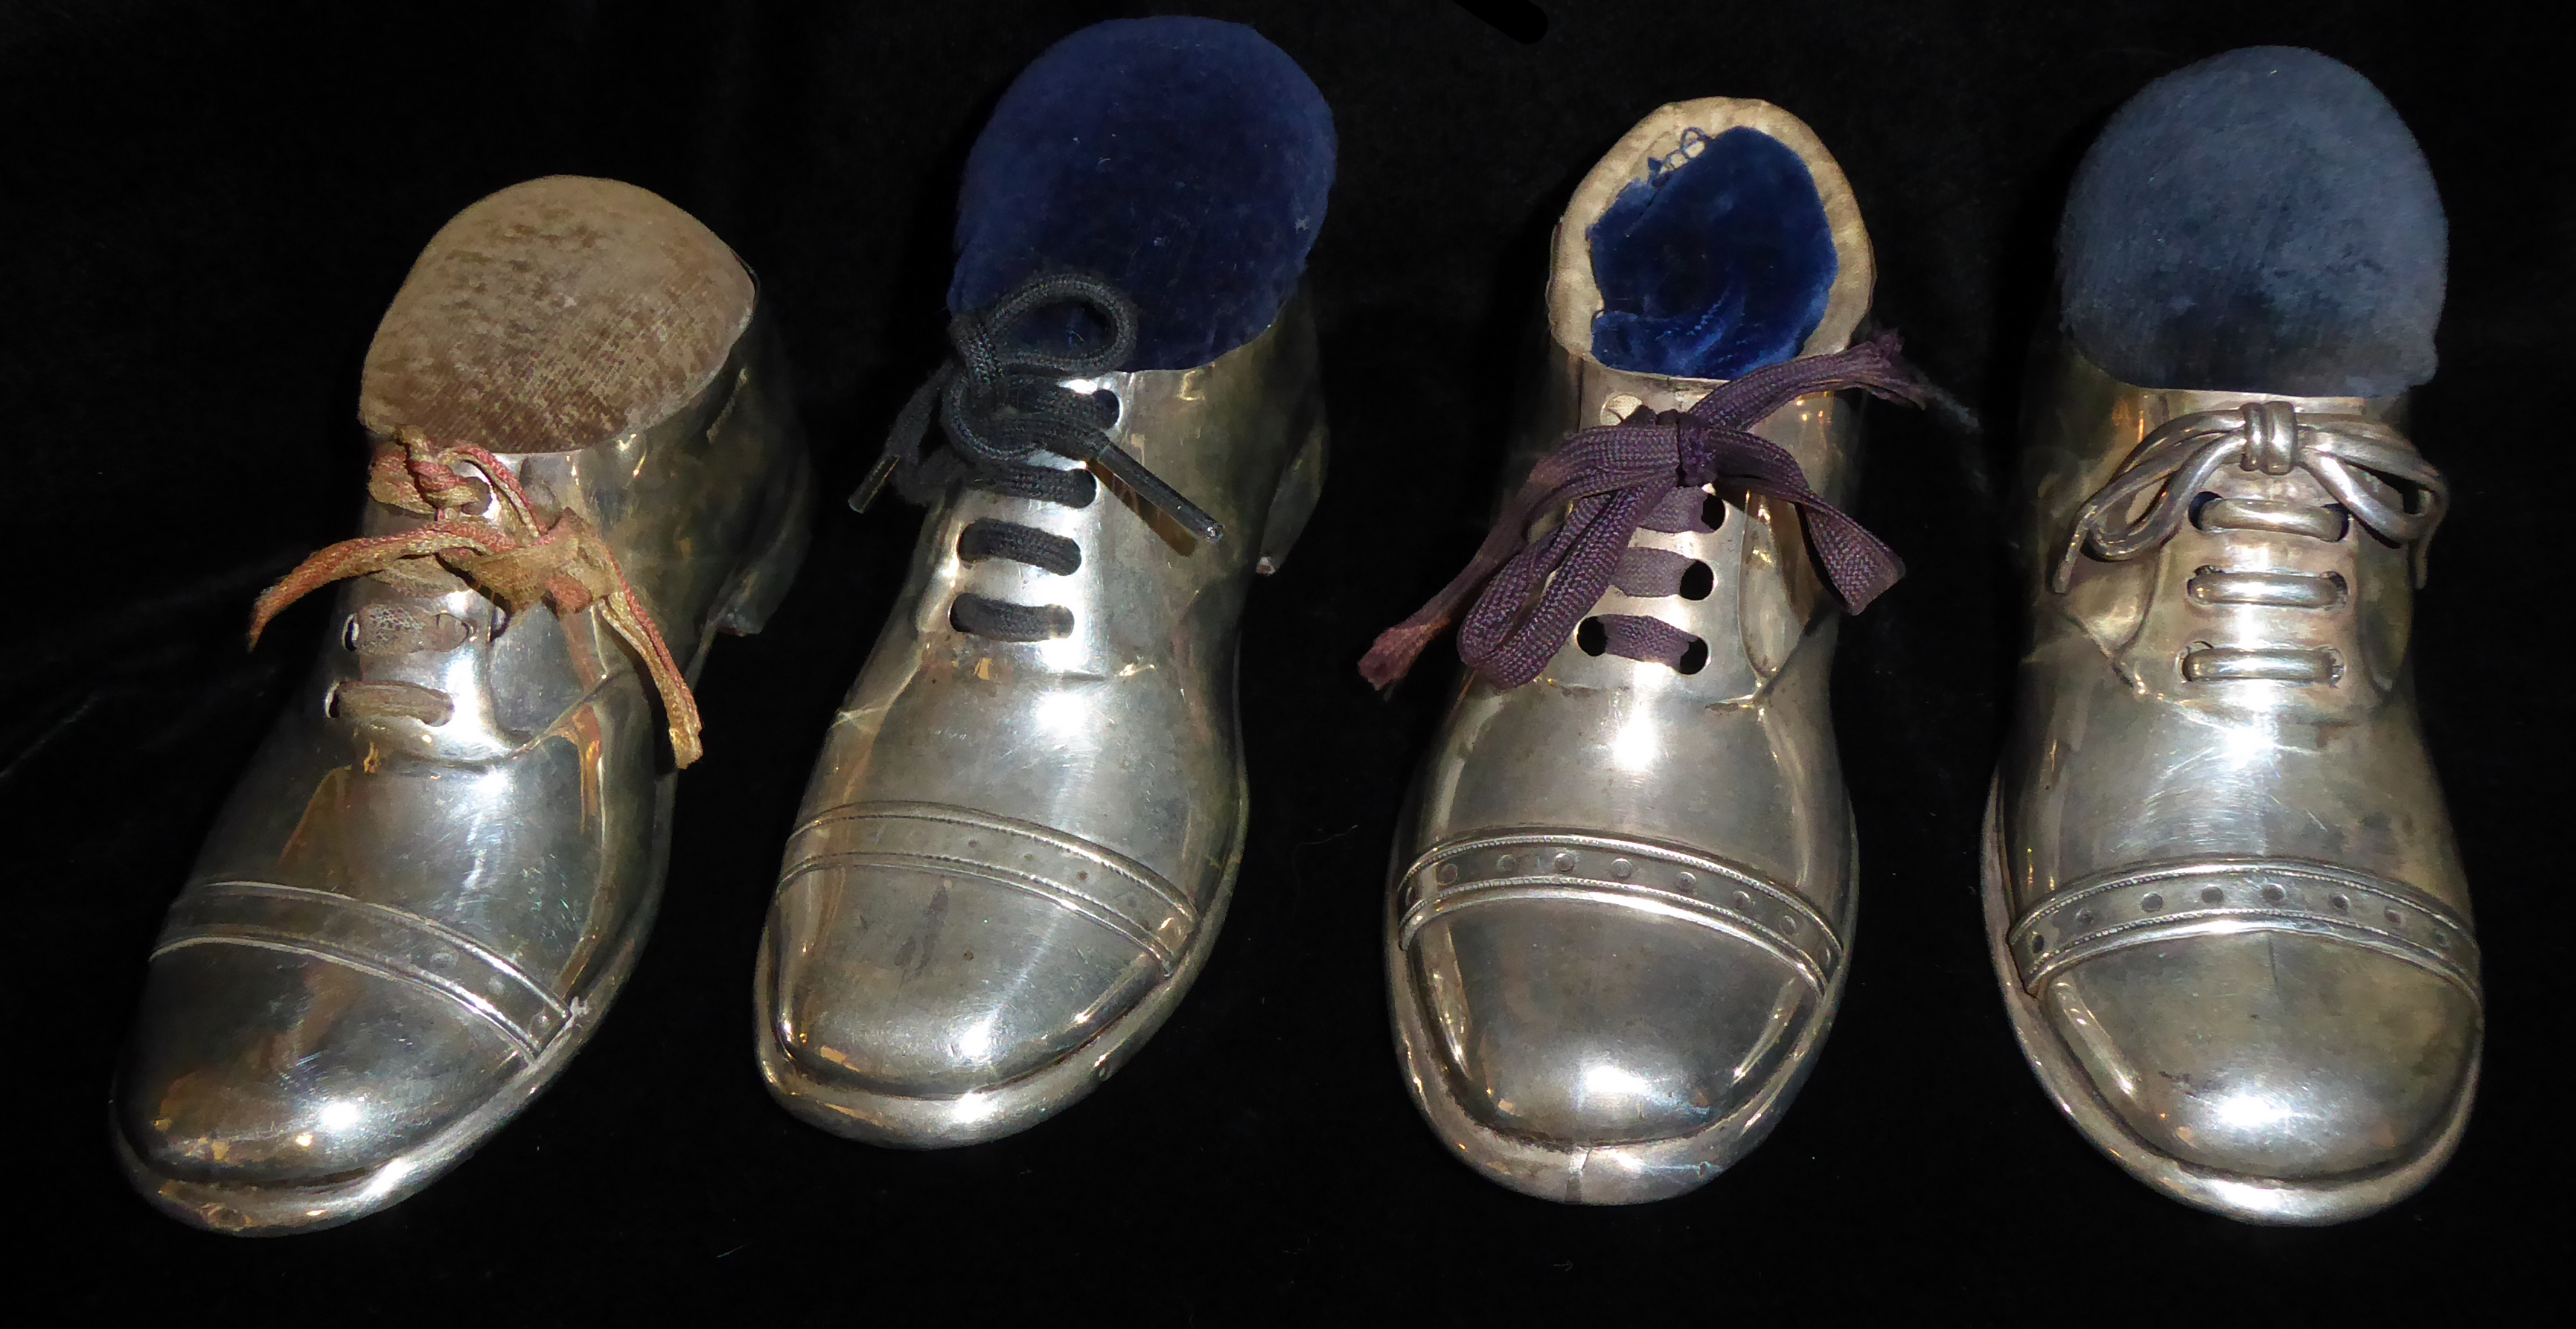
left=249, top=426, right=707, bottom=766
left=2242, top=400, right=2300, bottom=475
left=851, top=270, right=1221, bottom=542
left=2052, top=402, right=2446, bottom=594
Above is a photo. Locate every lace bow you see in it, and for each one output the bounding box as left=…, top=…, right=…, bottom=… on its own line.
left=2054, top=402, right=2446, bottom=593
left=1361, top=332, right=1927, bottom=691
left=249, top=428, right=704, bottom=765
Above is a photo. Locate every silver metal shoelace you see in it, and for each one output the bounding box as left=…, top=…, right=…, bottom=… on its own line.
left=2054, top=401, right=2447, bottom=685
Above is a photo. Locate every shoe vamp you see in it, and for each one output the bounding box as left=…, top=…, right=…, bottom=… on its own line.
left=185, top=675, right=666, bottom=990
left=798, top=638, right=1240, bottom=910
left=1414, top=630, right=1848, bottom=915
left=2002, top=633, right=2466, bottom=912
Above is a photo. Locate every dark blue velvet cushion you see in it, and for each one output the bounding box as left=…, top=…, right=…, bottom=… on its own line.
left=1588, top=127, right=1838, bottom=380
left=950, top=17, right=1334, bottom=371
left=2059, top=46, right=2444, bottom=397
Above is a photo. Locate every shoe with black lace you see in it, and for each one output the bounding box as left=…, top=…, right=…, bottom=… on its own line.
left=754, top=18, right=1333, bottom=1146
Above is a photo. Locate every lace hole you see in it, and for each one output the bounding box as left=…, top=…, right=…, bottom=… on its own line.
left=1576, top=618, right=1607, bottom=656
left=1675, top=638, right=1709, bottom=675
left=342, top=617, right=362, bottom=650
left=2187, top=491, right=2223, bottom=531
left=1678, top=561, right=1714, bottom=601
left=1700, top=493, right=1728, bottom=530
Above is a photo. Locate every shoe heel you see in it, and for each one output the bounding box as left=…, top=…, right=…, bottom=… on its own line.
left=1254, top=417, right=1328, bottom=577
left=712, top=450, right=815, bottom=636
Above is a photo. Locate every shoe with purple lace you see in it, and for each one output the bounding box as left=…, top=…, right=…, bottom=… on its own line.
left=1365, top=98, right=1923, bottom=1204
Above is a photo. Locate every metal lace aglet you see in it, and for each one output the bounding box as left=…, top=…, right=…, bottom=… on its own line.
left=848, top=453, right=898, bottom=513
left=1089, top=445, right=1225, bottom=543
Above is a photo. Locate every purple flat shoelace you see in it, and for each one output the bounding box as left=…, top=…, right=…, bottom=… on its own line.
left=1361, top=330, right=1928, bottom=691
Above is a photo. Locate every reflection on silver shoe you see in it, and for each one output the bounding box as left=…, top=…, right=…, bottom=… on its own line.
left=755, top=287, right=1326, bottom=1147
left=112, top=177, right=812, bottom=1233
left=1371, top=99, right=1905, bottom=1204
left=1984, top=349, right=2475, bottom=1224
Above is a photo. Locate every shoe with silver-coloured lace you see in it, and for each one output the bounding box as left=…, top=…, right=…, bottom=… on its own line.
left=1989, top=353, right=2472, bottom=1225
left=1986, top=47, right=2476, bottom=1225
left=1364, top=99, right=1923, bottom=1204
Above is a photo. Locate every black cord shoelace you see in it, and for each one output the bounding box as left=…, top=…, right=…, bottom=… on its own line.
left=852, top=271, right=1222, bottom=641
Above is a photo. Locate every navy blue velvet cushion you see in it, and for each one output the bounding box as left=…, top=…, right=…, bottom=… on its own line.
left=2059, top=46, right=2444, bottom=397
left=1588, top=127, right=1838, bottom=380
left=950, top=17, right=1334, bottom=371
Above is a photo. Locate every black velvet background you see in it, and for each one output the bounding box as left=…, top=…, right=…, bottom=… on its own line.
left=4, top=1, right=2564, bottom=1317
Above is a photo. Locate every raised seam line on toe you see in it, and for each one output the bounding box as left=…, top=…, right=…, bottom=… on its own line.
left=156, top=880, right=566, bottom=1058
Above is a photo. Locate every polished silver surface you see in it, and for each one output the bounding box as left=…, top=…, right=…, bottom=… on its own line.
left=1387, top=337, right=1864, bottom=1205
left=112, top=315, right=811, bottom=1234
left=755, top=295, right=1324, bottom=1147
left=1384, top=97, right=1877, bottom=1205
left=1984, top=347, right=2476, bottom=1225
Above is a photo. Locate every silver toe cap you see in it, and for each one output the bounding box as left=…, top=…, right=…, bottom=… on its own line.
left=115, top=942, right=522, bottom=1191
left=764, top=862, right=1163, bottom=1101
left=1411, top=898, right=1821, bottom=1146
left=2043, top=931, right=2478, bottom=1180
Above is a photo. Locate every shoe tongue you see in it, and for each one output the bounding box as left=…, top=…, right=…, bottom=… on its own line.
left=1549, top=99, right=1873, bottom=383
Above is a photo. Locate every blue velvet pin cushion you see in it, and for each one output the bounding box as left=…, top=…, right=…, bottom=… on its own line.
left=950, top=17, right=1335, bottom=371
left=2059, top=46, right=2444, bottom=397
left=1588, top=126, right=1839, bottom=381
